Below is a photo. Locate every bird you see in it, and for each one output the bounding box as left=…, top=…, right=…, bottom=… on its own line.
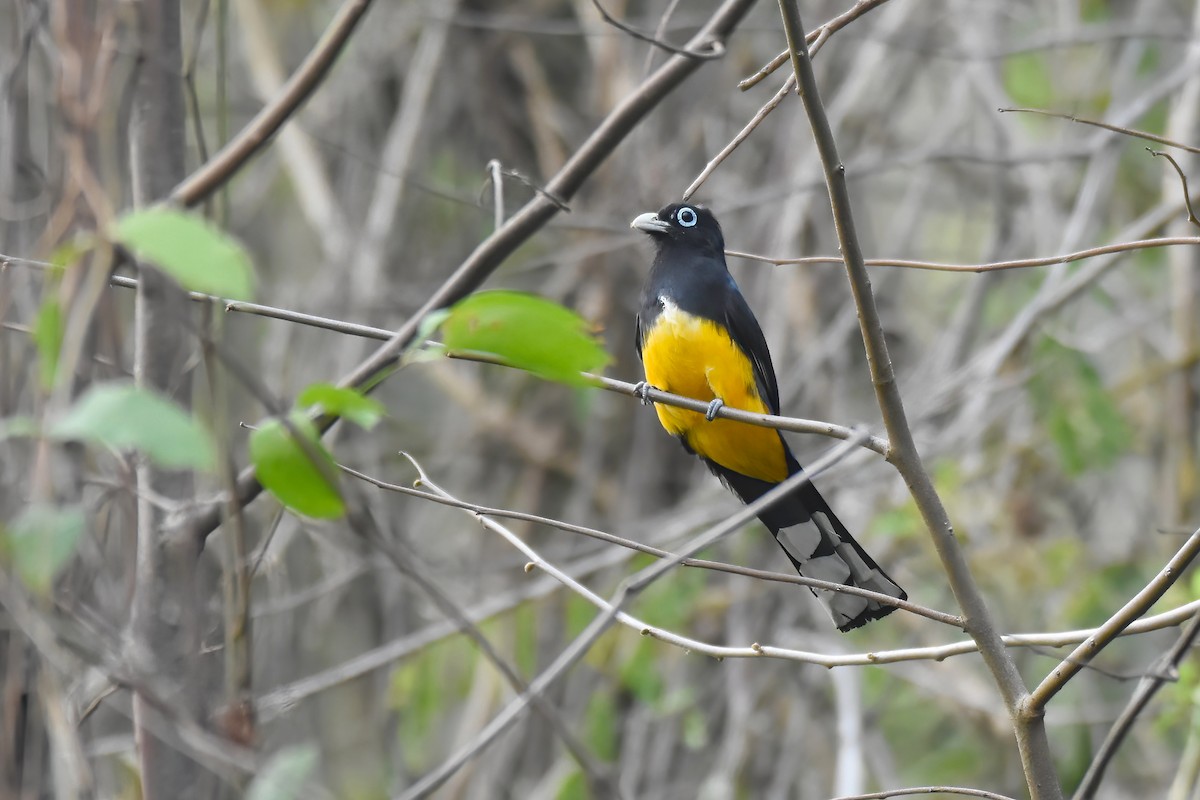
left=631, top=202, right=906, bottom=631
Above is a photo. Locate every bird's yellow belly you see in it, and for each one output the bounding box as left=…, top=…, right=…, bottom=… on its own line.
left=641, top=305, right=788, bottom=483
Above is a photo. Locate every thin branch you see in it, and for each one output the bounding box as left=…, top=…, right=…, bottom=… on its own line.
left=170, top=0, right=374, bottom=207
left=1073, top=609, right=1200, bottom=800
left=1149, top=148, right=1200, bottom=228
left=998, top=106, right=1200, bottom=155
left=775, top=2, right=1061, bottom=797
left=725, top=236, right=1200, bottom=272
left=340, top=494, right=621, bottom=798
left=683, top=74, right=795, bottom=201
left=341, top=461, right=958, bottom=626
left=739, top=0, right=894, bottom=90
left=589, top=0, right=724, bottom=60
left=1025, top=527, right=1200, bottom=712
left=831, top=788, right=1017, bottom=800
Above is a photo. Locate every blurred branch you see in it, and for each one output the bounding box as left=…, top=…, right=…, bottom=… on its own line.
left=687, top=0, right=892, bottom=199
left=726, top=236, right=1200, bottom=272
left=354, top=0, right=460, bottom=299
left=340, top=492, right=621, bottom=798
left=170, top=0, right=374, bottom=207
left=343, top=460, right=954, bottom=625
left=1025, top=527, right=1200, bottom=712
left=589, top=0, right=724, bottom=59
left=999, top=106, right=1200, bottom=155
left=232, top=0, right=351, bottom=259
left=774, top=2, right=1061, bottom=798
left=683, top=74, right=795, bottom=201
left=1073, top=609, right=1200, bottom=800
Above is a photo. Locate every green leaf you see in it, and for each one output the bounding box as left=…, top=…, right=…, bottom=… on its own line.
left=2, top=505, right=85, bottom=594
left=249, top=414, right=344, bottom=519
left=33, top=296, right=63, bottom=390
left=246, top=744, right=319, bottom=800
left=296, top=384, right=386, bottom=430
left=113, top=208, right=254, bottom=300
left=50, top=382, right=215, bottom=470
left=441, top=291, right=610, bottom=386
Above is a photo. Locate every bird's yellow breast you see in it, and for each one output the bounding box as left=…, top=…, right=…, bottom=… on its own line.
left=641, top=300, right=788, bottom=483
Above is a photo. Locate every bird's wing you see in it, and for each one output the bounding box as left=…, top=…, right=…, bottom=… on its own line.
left=634, top=312, right=644, bottom=361
left=721, top=283, right=782, bottom=416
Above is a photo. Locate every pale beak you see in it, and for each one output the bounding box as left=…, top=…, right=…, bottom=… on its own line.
left=631, top=212, right=671, bottom=234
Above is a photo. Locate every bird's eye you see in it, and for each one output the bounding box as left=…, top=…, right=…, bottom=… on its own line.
left=676, top=207, right=698, bottom=228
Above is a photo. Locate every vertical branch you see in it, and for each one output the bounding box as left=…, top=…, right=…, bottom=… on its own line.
left=1162, top=0, right=1200, bottom=525
left=128, top=1, right=206, bottom=797
left=773, top=2, right=1062, bottom=798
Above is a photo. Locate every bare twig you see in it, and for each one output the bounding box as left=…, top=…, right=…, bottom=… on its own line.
left=1073, top=610, right=1200, bottom=800
left=775, top=2, right=1062, bottom=797
left=1150, top=148, right=1200, bottom=227
left=999, top=106, right=1200, bottom=155
left=725, top=236, right=1200, bottom=272
left=589, top=0, right=724, bottom=60
left=683, top=74, right=795, bottom=201
left=831, top=788, right=1017, bottom=800
left=1026, top=527, right=1200, bottom=711
left=739, top=0, right=894, bottom=90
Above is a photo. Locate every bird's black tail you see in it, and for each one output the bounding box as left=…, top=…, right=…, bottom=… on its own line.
left=705, top=456, right=906, bottom=631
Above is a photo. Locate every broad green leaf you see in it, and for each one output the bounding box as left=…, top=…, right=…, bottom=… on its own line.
left=33, top=296, right=63, bottom=390
left=2, top=505, right=85, bottom=594
left=246, top=744, right=319, bottom=800
left=51, top=382, right=215, bottom=470
left=441, top=291, right=609, bottom=386
left=296, top=383, right=386, bottom=429
left=249, top=415, right=344, bottom=519
left=113, top=208, right=254, bottom=300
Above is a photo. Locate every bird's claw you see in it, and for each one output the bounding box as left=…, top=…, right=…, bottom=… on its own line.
left=705, top=398, right=725, bottom=421
left=632, top=381, right=654, bottom=406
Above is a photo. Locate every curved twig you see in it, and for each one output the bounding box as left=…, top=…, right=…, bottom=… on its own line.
left=170, top=0, right=373, bottom=207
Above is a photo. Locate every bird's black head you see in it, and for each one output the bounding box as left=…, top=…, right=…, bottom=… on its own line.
left=631, top=203, right=724, bottom=256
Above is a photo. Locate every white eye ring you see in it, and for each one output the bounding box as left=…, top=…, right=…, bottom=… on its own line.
left=677, top=207, right=698, bottom=228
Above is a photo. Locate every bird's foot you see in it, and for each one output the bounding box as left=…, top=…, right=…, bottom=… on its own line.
left=632, top=381, right=654, bottom=405
left=705, top=398, right=725, bottom=421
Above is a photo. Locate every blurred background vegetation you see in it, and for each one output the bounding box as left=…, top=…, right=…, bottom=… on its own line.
left=4, top=0, right=1200, bottom=797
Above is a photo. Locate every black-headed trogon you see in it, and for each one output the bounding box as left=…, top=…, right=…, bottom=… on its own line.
left=631, top=203, right=906, bottom=631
